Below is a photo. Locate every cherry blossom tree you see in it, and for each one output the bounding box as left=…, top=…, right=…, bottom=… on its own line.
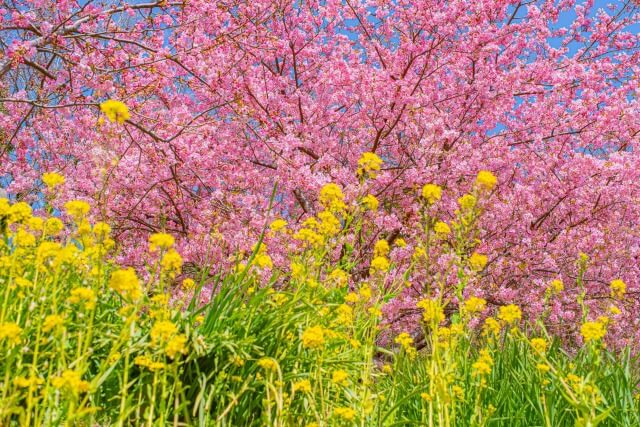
left=1, top=0, right=640, bottom=344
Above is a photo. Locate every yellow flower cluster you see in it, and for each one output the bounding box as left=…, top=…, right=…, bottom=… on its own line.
left=51, top=370, right=90, bottom=394
left=433, top=221, right=451, bottom=236
left=458, top=194, right=476, bottom=211
left=293, top=379, right=312, bottom=393
left=464, top=296, right=486, bottom=314
left=269, top=219, right=288, bottom=233
left=581, top=320, right=607, bottom=342
left=318, top=183, right=346, bottom=213
left=416, top=299, right=444, bottom=324
left=610, top=279, right=626, bottom=299
left=68, top=287, right=97, bottom=310
left=362, top=194, right=379, bottom=211
left=468, top=252, right=488, bottom=271
left=357, top=152, right=383, bottom=179
left=421, top=184, right=442, bottom=205
left=149, top=232, right=175, bottom=252
left=42, top=172, right=65, bottom=190
left=530, top=338, right=548, bottom=354
left=472, top=349, right=494, bottom=377
left=100, top=99, right=131, bottom=124
left=64, top=200, right=90, bottom=221
left=0, top=322, right=22, bottom=345
left=498, top=304, right=522, bottom=324
left=301, top=326, right=325, bottom=349
left=161, top=249, right=183, bottom=277
left=475, top=170, right=497, bottom=190
left=109, top=268, right=143, bottom=301
left=334, top=407, right=356, bottom=421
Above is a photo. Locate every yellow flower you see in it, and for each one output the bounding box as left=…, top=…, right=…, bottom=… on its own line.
left=609, top=305, right=622, bottom=316
left=468, top=252, right=488, bottom=271
left=537, top=363, right=551, bottom=373
left=317, top=210, right=341, bottom=236
left=256, top=253, right=273, bottom=269
left=161, top=249, right=183, bottom=276
left=498, top=304, right=522, bottom=324
left=345, top=292, right=359, bottom=304
left=464, top=296, right=486, bottom=314
left=149, top=232, right=175, bottom=252
left=36, top=241, right=62, bottom=268
left=13, top=376, right=43, bottom=388
left=335, top=304, right=353, bottom=325
left=100, top=99, right=130, bottom=124
left=42, top=315, right=65, bottom=333
left=420, top=392, right=432, bottom=401
left=359, top=284, right=372, bottom=300
left=368, top=306, right=382, bottom=317
left=472, top=349, right=494, bottom=376
left=51, top=370, right=90, bottom=394
left=182, top=278, right=196, bottom=290
left=165, top=334, right=188, bottom=359
left=475, top=170, right=497, bottom=190
left=8, top=202, right=32, bottom=224
left=610, top=279, right=626, bottom=299
left=374, top=239, right=390, bottom=257
left=433, top=221, right=451, bottom=236
left=457, top=194, right=477, bottom=210
left=269, top=219, right=288, bottom=233
left=416, top=299, right=444, bottom=324
left=293, top=379, right=312, bottom=393
left=319, top=183, right=346, bottom=212
left=382, top=364, right=392, bottom=374
left=452, top=385, right=464, bottom=400
left=549, top=279, right=564, bottom=294
left=395, top=238, right=407, bottom=247
left=332, top=370, right=349, bottom=386
left=327, top=268, right=349, bottom=287
left=301, top=326, right=325, bottom=349
left=395, top=332, right=414, bottom=349
left=42, top=172, right=65, bottom=190
left=334, top=407, right=356, bottom=421
left=27, top=216, right=44, bottom=232
left=530, top=338, right=547, bottom=354
left=362, top=194, right=379, bottom=211
left=64, top=200, right=90, bottom=220
left=68, top=287, right=97, bottom=310
left=93, top=221, right=111, bottom=239
left=581, top=321, right=606, bottom=342
left=0, top=322, right=22, bottom=345
left=421, top=184, right=442, bottom=204
left=370, top=256, right=390, bottom=273
left=483, top=317, right=501, bottom=336
left=357, top=152, right=383, bottom=178
left=151, top=320, right=178, bottom=343
left=293, top=227, right=323, bottom=247
left=44, top=218, right=64, bottom=235
left=257, top=358, right=278, bottom=371
left=109, top=268, right=143, bottom=301
left=472, top=361, right=491, bottom=376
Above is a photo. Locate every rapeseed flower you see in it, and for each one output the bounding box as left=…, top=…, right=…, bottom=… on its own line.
left=581, top=321, right=606, bottom=342
left=475, top=170, right=497, bottom=190
left=42, top=172, right=65, bottom=190
left=301, top=326, right=325, bottom=349
left=362, top=194, right=379, bottom=211
left=498, top=304, right=522, bottom=324
left=100, top=99, right=130, bottom=124
left=149, top=232, right=175, bottom=252
left=421, top=184, right=442, bottom=204
left=357, top=152, right=383, bottom=178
